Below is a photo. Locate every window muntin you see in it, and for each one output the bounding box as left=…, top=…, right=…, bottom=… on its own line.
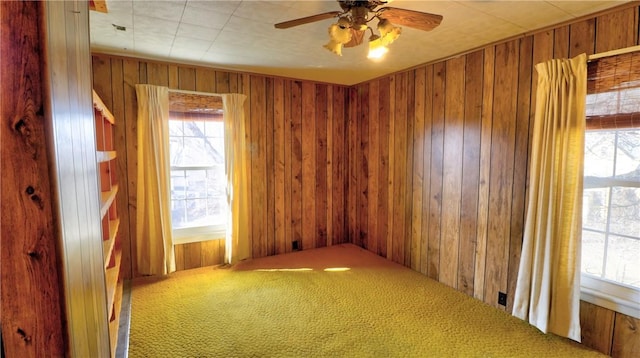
left=169, top=115, right=226, bottom=242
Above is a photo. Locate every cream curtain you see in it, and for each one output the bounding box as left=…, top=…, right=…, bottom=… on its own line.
left=135, top=84, right=175, bottom=275
left=513, top=53, right=587, bottom=342
left=222, top=94, right=251, bottom=264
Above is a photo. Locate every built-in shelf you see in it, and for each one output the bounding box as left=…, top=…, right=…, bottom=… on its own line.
left=103, top=218, right=121, bottom=269
left=94, top=89, right=122, bottom=358
left=100, top=184, right=119, bottom=218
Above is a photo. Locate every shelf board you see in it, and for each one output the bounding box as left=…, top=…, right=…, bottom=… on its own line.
left=108, top=280, right=124, bottom=358
left=93, top=90, right=115, bottom=124
left=97, top=151, right=117, bottom=163
left=102, top=218, right=121, bottom=269
left=100, top=184, right=119, bottom=218
left=106, top=250, right=122, bottom=319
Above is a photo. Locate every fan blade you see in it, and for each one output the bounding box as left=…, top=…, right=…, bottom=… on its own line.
left=378, top=7, right=442, bottom=32
left=275, top=11, right=341, bottom=29
left=344, top=29, right=365, bottom=48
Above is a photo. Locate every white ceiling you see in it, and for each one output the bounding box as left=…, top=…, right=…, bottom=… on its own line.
left=90, top=0, right=631, bottom=85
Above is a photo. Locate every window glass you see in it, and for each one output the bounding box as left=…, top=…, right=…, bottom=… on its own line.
left=582, top=129, right=640, bottom=289
left=169, top=117, right=226, bottom=233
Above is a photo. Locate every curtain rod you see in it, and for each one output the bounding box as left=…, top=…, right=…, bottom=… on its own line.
left=168, top=88, right=222, bottom=97
left=588, top=44, right=640, bottom=61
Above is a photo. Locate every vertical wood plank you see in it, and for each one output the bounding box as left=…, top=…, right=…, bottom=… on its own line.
left=377, top=78, right=391, bottom=258
left=201, top=240, right=221, bottom=267
left=274, top=78, right=286, bottom=255
left=420, top=65, right=434, bottom=276
left=485, top=40, right=519, bottom=310
left=1, top=2, right=66, bottom=354
left=241, top=73, right=253, bottom=258
left=174, top=243, right=185, bottom=271
left=283, top=80, right=293, bottom=252
left=428, top=62, right=446, bottom=280
left=250, top=76, right=267, bottom=257
left=195, top=68, right=216, bottom=93
left=507, top=35, right=533, bottom=312
left=410, top=68, right=425, bottom=272
left=92, top=56, right=112, bottom=107
left=367, top=80, right=380, bottom=255
left=474, top=46, right=495, bottom=302
left=146, top=62, right=169, bottom=87
left=458, top=50, right=483, bottom=296
left=229, top=73, right=240, bottom=93
left=612, top=312, right=640, bottom=358
left=184, top=242, right=202, bottom=270
left=301, top=82, right=316, bottom=250
left=348, top=87, right=358, bottom=245
left=326, top=86, right=334, bottom=246
left=595, top=7, right=638, bottom=53
left=178, top=66, right=196, bottom=91
left=168, top=65, right=178, bottom=93
left=553, top=25, right=570, bottom=58
left=404, top=72, right=416, bottom=266
left=358, top=84, right=370, bottom=249
left=315, top=84, right=329, bottom=248
left=580, top=301, right=614, bottom=355
left=332, top=86, right=347, bottom=244
left=392, top=73, right=408, bottom=265
left=386, top=76, right=396, bottom=259
left=216, top=71, right=230, bottom=93
left=123, top=58, right=139, bottom=277
left=569, top=19, right=596, bottom=58
left=291, top=81, right=303, bottom=251
left=440, top=56, right=465, bottom=289
left=109, top=58, right=133, bottom=280
left=266, top=78, right=276, bottom=256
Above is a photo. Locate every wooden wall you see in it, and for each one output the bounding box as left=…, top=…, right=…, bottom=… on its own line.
left=91, top=55, right=350, bottom=276
left=1, top=2, right=67, bottom=356
left=2, top=1, right=110, bottom=357
left=91, top=3, right=640, bottom=357
left=349, top=4, right=639, bottom=357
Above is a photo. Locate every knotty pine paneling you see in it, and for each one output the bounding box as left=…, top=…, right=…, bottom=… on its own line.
left=3, top=1, right=112, bottom=356
left=2, top=2, right=67, bottom=356
left=349, top=4, right=640, bottom=357
left=91, top=55, right=350, bottom=276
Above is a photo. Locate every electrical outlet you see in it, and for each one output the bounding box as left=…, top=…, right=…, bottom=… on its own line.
left=498, top=291, right=507, bottom=306
left=292, top=240, right=300, bottom=251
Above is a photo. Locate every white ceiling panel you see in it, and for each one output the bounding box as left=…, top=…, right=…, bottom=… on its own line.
left=90, top=0, right=633, bottom=85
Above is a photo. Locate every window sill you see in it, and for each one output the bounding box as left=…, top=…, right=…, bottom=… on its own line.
left=172, top=225, right=225, bottom=245
left=580, top=274, right=640, bottom=319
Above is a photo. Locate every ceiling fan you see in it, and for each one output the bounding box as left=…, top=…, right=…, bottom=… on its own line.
left=274, top=0, right=443, bottom=58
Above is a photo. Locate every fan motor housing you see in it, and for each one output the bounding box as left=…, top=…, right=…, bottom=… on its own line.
left=338, top=0, right=386, bottom=12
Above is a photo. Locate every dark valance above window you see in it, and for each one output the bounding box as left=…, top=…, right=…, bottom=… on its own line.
left=586, top=51, right=640, bottom=130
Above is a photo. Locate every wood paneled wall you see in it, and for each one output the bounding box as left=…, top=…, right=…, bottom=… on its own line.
left=91, top=55, right=350, bottom=277
left=92, top=4, right=639, bottom=357
left=349, top=5, right=639, bottom=357
left=2, top=1, right=110, bottom=357
left=1, top=2, right=67, bottom=356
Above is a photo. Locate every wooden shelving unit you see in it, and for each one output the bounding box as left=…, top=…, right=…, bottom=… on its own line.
left=93, top=90, right=122, bottom=357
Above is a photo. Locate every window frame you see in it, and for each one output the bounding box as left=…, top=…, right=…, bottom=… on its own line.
left=168, top=107, right=227, bottom=245
left=580, top=128, right=640, bottom=319
left=170, top=164, right=227, bottom=245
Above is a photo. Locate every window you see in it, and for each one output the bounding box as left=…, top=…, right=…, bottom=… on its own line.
left=169, top=110, right=226, bottom=243
left=581, top=51, right=640, bottom=318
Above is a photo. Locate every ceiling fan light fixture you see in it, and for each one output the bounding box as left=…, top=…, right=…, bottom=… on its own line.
left=324, top=18, right=353, bottom=56
left=377, top=18, right=401, bottom=46
left=367, top=34, right=388, bottom=60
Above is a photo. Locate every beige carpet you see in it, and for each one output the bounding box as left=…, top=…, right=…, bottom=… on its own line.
left=129, top=244, right=603, bottom=357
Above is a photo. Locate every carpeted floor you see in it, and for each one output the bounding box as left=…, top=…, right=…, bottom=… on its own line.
left=129, top=244, right=604, bottom=357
